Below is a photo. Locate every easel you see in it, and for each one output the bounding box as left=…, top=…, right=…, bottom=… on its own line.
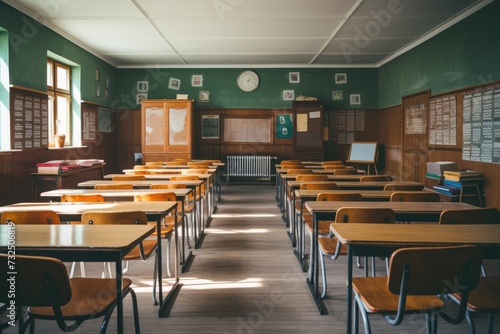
left=345, top=142, right=378, bottom=175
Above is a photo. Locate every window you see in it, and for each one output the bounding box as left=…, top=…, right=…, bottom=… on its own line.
left=47, top=59, right=71, bottom=145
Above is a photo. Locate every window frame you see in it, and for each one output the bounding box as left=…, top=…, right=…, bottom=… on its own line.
left=47, top=59, right=71, bottom=146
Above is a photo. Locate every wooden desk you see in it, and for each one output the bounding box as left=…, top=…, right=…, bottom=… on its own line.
left=331, top=223, right=500, bottom=334
left=304, top=200, right=478, bottom=315
left=79, top=179, right=207, bottom=245
left=0, top=224, right=154, bottom=333
left=31, top=163, right=105, bottom=201
left=39, top=188, right=194, bottom=270
left=292, top=189, right=433, bottom=270
left=0, top=201, right=179, bottom=318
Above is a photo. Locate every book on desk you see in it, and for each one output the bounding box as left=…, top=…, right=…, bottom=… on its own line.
left=36, top=159, right=104, bottom=174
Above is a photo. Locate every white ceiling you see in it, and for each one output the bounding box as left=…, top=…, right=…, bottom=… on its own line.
left=3, top=0, right=492, bottom=68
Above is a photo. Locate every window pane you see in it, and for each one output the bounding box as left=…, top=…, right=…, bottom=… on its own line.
left=56, top=95, right=69, bottom=136
left=56, top=65, right=69, bottom=91
left=47, top=62, right=53, bottom=87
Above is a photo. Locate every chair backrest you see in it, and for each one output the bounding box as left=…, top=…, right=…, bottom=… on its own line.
left=296, top=174, right=328, bottom=181
left=323, top=165, right=348, bottom=169
left=81, top=210, right=148, bottom=225
left=166, top=161, right=187, bottom=166
left=145, top=161, right=165, bottom=166
left=94, top=183, right=134, bottom=190
left=335, top=207, right=395, bottom=224
left=133, top=165, right=148, bottom=170
left=134, top=192, right=177, bottom=202
left=0, top=254, right=72, bottom=307
left=318, top=193, right=363, bottom=202
left=182, top=168, right=209, bottom=174
left=322, top=160, right=343, bottom=166
left=281, top=160, right=301, bottom=165
left=390, top=191, right=440, bottom=202
left=61, top=194, right=105, bottom=202
left=150, top=183, right=187, bottom=189
left=299, top=183, right=338, bottom=190
left=112, top=175, right=146, bottom=181
left=359, top=175, right=393, bottom=182
left=0, top=210, right=60, bottom=225
left=333, top=168, right=359, bottom=175
left=170, top=175, right=200, bottom=181
left=287, top=168, right=314, bottom=175
left=383, top=184, right=424, bottom=191
left=439, top=207, right=500, bottom=225
left=387, top=245, right=481, bottom=296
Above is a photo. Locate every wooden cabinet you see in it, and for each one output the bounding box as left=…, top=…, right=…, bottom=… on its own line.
left=141, top=99, right=193, bottom=162
left=292, top=101, right=324, bottom=161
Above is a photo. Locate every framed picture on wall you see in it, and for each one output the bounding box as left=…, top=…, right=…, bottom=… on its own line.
left=199, top=91, right=210, bottom=102
left=350, top=94, right=361, bottom=105
left=169, top=78, right=180, bottom=90
left=289, top=72, right=300, bottom=83
left=192, top=75, right=203, bottom=87
left=136, top=93, right=147, bottom=104
left=335, top=73, right=347, bottom=84
left=332, top=90, right=343, bottom=101
left=282, top=90, right=294, bottom=101
left=137, top=81, right=148, bottom=92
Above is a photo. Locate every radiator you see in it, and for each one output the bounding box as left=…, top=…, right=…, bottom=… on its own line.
left=226, top=155, right=276, bottom=180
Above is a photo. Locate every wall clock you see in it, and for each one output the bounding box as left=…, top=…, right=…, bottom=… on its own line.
left=237, top=70, right=259, bottom=92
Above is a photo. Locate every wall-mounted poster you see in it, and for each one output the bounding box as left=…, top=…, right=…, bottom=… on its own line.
left=405, top=103, right=427, bottom=134
left=276, top=114, right=292, bottom=139
left=202, top=115, right=220, bottom=139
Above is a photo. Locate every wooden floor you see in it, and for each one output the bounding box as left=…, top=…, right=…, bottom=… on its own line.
left=4, top=184, right=499, bottom=333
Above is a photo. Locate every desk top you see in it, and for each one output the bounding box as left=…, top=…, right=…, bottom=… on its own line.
left=78, top=180, right=204, bottom=188
left=0, top=201, right=176, bottom=217
left=40, top=188, right=192, bottom=199
left=111, top=173, right=212, bottom=180
left=331, top=223, right=500, bottom=247
left=31, top=163, right=105, bottom=177
left=0, top=224, right=155, bottom=249
left=288, top=180, right=423, bottom=189
left=295, top=189, right=431, bottom=200
left=305, top=200, right=476, bottom=214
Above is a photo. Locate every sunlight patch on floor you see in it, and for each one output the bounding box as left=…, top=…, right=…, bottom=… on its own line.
left=206, top=228, right=269, bottom=234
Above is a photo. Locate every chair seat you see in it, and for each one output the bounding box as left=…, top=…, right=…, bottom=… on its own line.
left=124, top=239, right=158, bottom=260
left=305, top=220, right=334, bottom=235
left=29, top=278, right=132, bottom=318
left=353, top=276, right=445, bottom=314
left=453, top=277, right=500, bottom=312
left=318, top=237, right=347, bottom=256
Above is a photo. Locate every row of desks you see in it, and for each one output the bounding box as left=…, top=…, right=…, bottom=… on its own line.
left=0, top=201, right=177, bottom=332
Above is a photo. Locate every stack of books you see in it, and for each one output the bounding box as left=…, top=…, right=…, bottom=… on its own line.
left=36, top=159, right=103, bottom=174
left=36, top=160, right=79, bottom=174
left=433, top=170, right=484, bottom=195
left=425, top=161, right=457, bottom=189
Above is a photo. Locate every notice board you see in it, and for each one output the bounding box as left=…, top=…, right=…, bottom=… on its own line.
left=10, top=87, right=49, bottom=149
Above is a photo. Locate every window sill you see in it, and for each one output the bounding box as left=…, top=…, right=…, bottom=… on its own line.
left=48, top=145, right=87, bottom=150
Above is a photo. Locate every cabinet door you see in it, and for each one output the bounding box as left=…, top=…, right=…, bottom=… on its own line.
left=167, top=100, right=192, bottom=153
left=142, top=101, right=166, bottom=153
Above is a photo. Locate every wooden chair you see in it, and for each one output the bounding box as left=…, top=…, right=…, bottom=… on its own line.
left=299, top=182, right=338, bottom=190
left=81, top=211, right=159, bottom=304
left=359, top=175, right=393, bottom=182
left=352, top=245, right=481, bottom=334
left=134, top=192, right=180, bottom=278
left=145, top=161, right=165, bottom=166
left=111, top=175, right=146, bottom=181
left=295, top=174, right=328, bottom=181
left=0, top=210, right=60, bottom=225
left=439, top=206, right=500, bottom=333
left=383, top=184, right=424, bottom=191
left=318, top=207, right=395, bottom=299
left=61, top=194, right=105, bottom=203
left=0, top=254, right=140, bottom=334
left=60, top=194, right=106, bottom=277
left=94, top=184, right=133, bottom=190
left=390, top=191, right=440, bottom=202
left=333, top=168, right=359, bottom=175
left=182, top=168, right=210, bottom=174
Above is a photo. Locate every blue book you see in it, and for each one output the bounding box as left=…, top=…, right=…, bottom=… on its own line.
left=433, top=185, right=461, bottom=195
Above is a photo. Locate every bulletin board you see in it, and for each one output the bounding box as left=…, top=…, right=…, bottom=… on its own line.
left=10, top=87, right=49, bottom=149
left=223, top=117, right=272, bottom=144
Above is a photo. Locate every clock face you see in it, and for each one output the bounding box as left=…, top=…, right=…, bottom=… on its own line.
left=237, top=70, right=259, bottom=92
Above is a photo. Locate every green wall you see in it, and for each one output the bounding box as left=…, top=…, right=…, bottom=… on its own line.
left=0, top=2, right=116, bottom=106
left=115, top=67, right=378, bottom=111
left=378, top=0, right=500, bottom=108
